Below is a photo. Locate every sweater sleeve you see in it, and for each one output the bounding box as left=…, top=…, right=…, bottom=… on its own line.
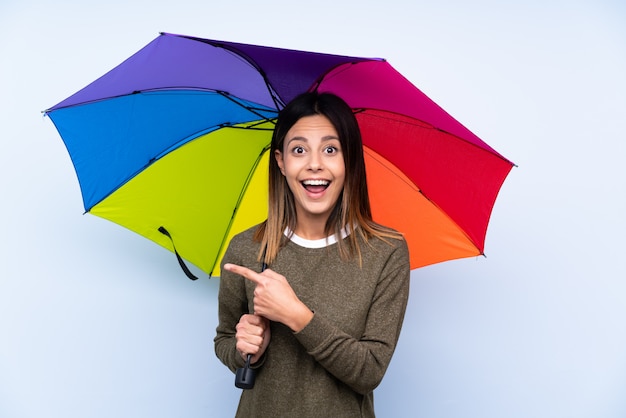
left=214, top=236, right=250, bottom=373
left=293, top=239, right=410, bottom=395
left=214, top=277, right=246, bottom=372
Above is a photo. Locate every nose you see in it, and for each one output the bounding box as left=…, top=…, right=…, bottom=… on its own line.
left=308, top=152, right=323, bottom=171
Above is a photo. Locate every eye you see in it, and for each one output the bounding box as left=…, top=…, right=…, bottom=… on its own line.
left=291, top=145, right=305, bottom=154
left=323, top=145, right=339, bottom=154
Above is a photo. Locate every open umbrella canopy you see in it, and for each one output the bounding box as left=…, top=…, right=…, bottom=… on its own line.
left=45, top=32, right=514, bottom=277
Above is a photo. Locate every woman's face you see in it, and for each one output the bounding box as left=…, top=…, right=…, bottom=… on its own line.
left=275, top=114, right=346, bottom=230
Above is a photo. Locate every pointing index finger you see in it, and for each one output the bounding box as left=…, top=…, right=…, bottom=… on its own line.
left=224, top=263, right=262, bottom=284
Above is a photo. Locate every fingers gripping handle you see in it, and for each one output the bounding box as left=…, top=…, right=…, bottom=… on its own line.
left=234, top=248, right=267, bottom=390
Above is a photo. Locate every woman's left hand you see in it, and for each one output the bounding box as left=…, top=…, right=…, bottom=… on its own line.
left=224, top=263, right=314, bottom=332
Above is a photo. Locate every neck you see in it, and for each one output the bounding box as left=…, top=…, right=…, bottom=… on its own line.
left=294, top=213, right=329, bottom=240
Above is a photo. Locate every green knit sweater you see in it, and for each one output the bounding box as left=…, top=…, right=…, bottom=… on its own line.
left=214, top=226, right=410, bottom=417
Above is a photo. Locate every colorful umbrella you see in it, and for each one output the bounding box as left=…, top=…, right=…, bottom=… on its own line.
left=45, top=32, right=513, bottom=278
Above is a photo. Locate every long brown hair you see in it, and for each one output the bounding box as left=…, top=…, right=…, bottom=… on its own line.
left=254, top=91, right=402, bottom=265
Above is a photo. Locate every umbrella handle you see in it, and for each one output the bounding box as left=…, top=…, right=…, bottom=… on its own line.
left=234, top=248, right=267, bottom=390
left=235, top=354, right=256, bottom=389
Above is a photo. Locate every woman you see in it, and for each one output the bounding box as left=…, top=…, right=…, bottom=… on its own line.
left=214, top=92, right=410, bottom=417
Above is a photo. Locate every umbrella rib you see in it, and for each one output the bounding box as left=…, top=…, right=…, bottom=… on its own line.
left=228, top=123, right=275, bottom=131
left=357, top=108, right=514, bottom=165
left=209, top=143, right=271, bottom=276
left=192, top=37, right=286, bottom=109
left=215, top=91, right=278, bottom=125
left=82, top=120, right=275, bottom=213
left=309, top=60, right=377, bottom=93
left=44, top=88, right=282, bottom=115
left=368, top=146, right=485, bottom=255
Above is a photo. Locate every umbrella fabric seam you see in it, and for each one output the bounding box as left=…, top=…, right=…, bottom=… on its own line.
left=357, top=108, right=513, bottom=165
left=364, top=147, right=483, bottom=253
left=209, top=143, right=271, bottom=276
left=182, top=35, right=286, bottom=109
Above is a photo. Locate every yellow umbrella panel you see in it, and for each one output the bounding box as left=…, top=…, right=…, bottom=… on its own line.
left=90, top=121, right=272, bottom=277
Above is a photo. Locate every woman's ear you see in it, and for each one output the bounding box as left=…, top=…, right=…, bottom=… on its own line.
left=274, top=149, right=285, bottom=175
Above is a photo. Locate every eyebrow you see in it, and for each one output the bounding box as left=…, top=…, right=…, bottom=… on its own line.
left=286, top=135, right=339, bottom=144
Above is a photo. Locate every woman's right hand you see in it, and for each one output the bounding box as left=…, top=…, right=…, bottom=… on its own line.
left=235, top=314, right=271, bottom=364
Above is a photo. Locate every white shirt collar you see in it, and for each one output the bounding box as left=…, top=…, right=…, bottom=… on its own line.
left=284, top=225, right=352, bottom=249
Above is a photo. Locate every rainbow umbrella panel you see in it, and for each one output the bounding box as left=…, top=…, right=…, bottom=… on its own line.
left=45, top=32, right=514, bottom=278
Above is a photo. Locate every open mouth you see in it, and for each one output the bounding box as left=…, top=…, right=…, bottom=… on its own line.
left=301, top=179, right=330, bottom=193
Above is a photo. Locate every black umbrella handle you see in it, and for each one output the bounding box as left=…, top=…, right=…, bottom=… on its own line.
left=234, top=251, right=267, bottom=390
left=235, top=353, right=256, bottom=389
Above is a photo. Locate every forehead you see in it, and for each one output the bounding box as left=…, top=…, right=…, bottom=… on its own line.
left=285, top=115, right=338, bottom=140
